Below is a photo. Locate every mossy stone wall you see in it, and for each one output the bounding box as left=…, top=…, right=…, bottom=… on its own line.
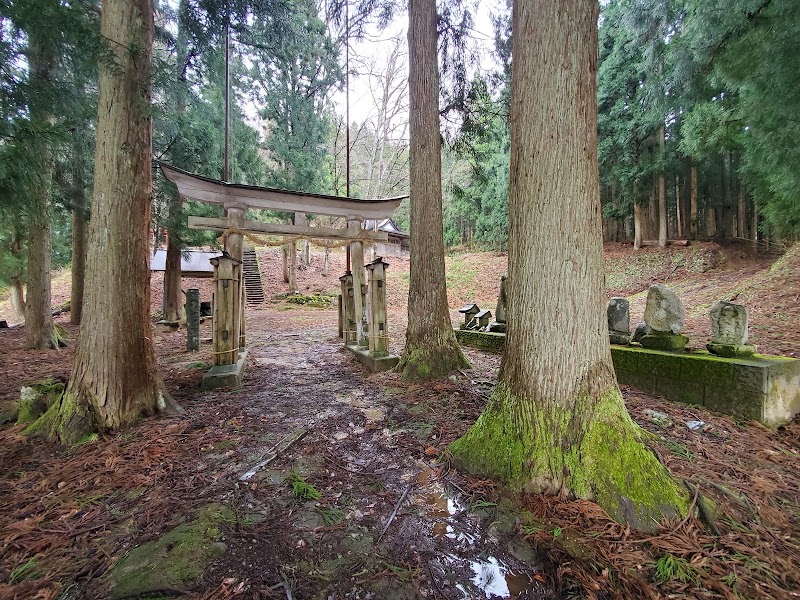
left=454, top=329, right=506, bottom=353
left=453, top=331, right=800, bottom=426
left=611, top=346, right=800, bottom=426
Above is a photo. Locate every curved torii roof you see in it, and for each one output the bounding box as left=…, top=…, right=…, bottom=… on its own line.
left=159, top=163, right=406, bottom=221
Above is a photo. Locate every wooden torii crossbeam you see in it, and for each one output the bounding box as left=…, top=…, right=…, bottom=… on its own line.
left=159, top=163, right=408, bottom=388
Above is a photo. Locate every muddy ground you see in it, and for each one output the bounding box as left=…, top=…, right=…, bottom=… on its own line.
left=0, top=243, right=798, bottom=599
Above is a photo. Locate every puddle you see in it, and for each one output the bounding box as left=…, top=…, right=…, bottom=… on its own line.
left=471, top=557, right=535, bottom=599
left=413, top=461, right=541, bottom=599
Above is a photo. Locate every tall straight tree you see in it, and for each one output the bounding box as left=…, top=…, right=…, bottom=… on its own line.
left=450, top=0, right=687, bottom=528
left=397, top=0, right=468, bottom=379
left=24, top=25, right=56, bottom=349
left=31, top=0, right=180, bottom=443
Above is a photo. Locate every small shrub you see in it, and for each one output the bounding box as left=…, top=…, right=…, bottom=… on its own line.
left=289, top=473, right=321, bottom=501
left=653, top=553, right=700, bottom=584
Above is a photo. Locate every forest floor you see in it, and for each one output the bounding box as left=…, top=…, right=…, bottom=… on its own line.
left=0, top=241, right=798, bottom=599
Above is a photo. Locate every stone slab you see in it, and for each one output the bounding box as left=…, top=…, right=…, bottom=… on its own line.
left=611, top=345, right=800, bottom=426
left=201, top=350, right=248, bottom=390
left=345, top=344, right=399, bottom=372
left=453, top=330, right=800, bottom=426
left=454, top=329, right=507, bottom=353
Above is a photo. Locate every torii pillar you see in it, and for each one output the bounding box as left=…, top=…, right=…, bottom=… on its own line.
left=201, top=204, right=248, bottom=390
left=348, top=219, right=369, bottom=349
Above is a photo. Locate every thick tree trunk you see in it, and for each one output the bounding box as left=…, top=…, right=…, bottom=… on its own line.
left=24, top=34, right=55, bottom=350
left=8, top=228, right=26, bottom=323
left=675, top=176, right=683, bottom=239
left=10, top=276, right=25, bottom=323
left=658, top=126, right=667, bottom=247
left=398, top=0, right=468, bottom=379
left=28, top=0, right=180, bottom=444
left=633, top=202, right=643, bottom=250
left=70, top=146, right=87, bottom=326
left=737, top=186, right=746, bottom=240
left=450, top=0, right=687, bottom=530
left=752, top=198, right=759, bottom=251
left=163, top=197, right=183, bottom=323
left=322, top=247, right=330, bottom=276
left=690, top=162, right=698, bottom=239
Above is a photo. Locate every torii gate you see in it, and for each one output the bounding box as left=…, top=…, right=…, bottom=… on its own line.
left=160, top=164, right=406, bottom=387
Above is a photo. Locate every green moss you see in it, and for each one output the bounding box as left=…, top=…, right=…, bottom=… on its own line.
left=17, top=379, right=65, bottom=425
left=23, top=389, right=95, bottom=445
left=107, top=503, right=235, bottom=599
left=398, top=339, right=470, bottom=380
left=450, top=383, right=689, bottom=531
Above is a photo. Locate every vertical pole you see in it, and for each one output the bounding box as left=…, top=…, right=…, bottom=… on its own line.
left=345, top=1, right=351, bottom=272
left=223, top=20, right=230, bottom=182
left=186, top=288, right=200, bottom=351
left=348, top=220, right=367, bottom=347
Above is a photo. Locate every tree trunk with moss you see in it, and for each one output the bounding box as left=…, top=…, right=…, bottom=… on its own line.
left=398, top=0, right=469, bottom=380
left=450, top=0, right=687, bottom=531
left=28, top=0, right=181, bottom=444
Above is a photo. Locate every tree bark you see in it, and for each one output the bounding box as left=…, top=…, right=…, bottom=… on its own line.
left=450, top=0, right=687, bottom=530
left=398, top=0, right=468, bottom=379
left=163, top=198, right=183, bottom=323
left=8, top=227, right=26, bottom=323
left=690, top=162, right=698, bottom=239
left=24, top=32, right=56, bottom=350
left=751, top=198, right=759, bottom=252
left=737, top=186, right=746, bottom=241
left=633, top=202, right=643, bottom=250
left=658, top=126, right=667, bottom=247
left=70, top=144, right=87, bottom=326
left=675, top=176, right=682, bottom=240
left=28, top=0, right=181, bottom=444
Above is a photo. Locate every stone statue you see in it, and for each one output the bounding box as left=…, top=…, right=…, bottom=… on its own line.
left=707, top=301, right=755, bottom=357
left=607, top=297, right=631, bottom=345
left=487, top=275, right=507, bottom=333
left=640, top=284, right=688, bottom=350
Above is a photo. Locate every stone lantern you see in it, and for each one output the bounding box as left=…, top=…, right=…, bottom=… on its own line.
left=366, top=257, right=390, bottom=357
left=339, top=271, right=356, bottom=345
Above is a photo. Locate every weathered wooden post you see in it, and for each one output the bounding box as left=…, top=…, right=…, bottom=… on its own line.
left=210, top=252, right=241, bottom=366
left=186, top=288, right=200, bottom=351
left=348, top=219, right=369, bottom=348
left=225, top=206, right=245, bottom=358
left=339, top=271, right=356, bottom=345
left=366, top=257, right=390, bottom=357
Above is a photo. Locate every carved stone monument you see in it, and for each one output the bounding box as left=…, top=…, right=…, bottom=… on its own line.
left=707, top=301, right=755, bottom=357
left=640, top=284, right=688, bottom=350
left=607, top=297, right=631, bottom=345
left=487, top=275, right=507, bottom=333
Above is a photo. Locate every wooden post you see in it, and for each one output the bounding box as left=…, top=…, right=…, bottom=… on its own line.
left=348, top=219, right=368, bottom=348
left=366, top=257, right=389, bottom=357
left=186, top=288, right=200, bottom=351
left=210, top=252, right=240, bottom=365
left=225, top=206, right=245, bottom=360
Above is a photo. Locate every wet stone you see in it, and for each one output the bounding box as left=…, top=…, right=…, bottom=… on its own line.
left=643, top=283, right=685, bottom=334
left=707, top=301, right=756, bottom=357
left=608, top=297, right=631, bottom=345
left=632, top=322, right=651, bottom=343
